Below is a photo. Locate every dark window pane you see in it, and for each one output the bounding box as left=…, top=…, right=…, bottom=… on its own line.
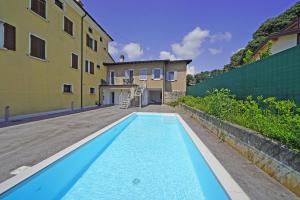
left=30, top=34, right=45, bottom=59
left=90, top=88, right=95, bottom=94
left=63, top=84, right=72, bottom=93
left=71, top=54, right=78, bottom=69
left=4, top=23, right=16, bottom=51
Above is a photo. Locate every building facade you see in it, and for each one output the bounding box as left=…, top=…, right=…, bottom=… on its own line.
left=101, top=60, right=191, bottom=107
left=0, top=0, right=113, bottom=119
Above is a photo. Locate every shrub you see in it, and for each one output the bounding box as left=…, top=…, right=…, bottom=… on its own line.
left=178, top=89, right=300, bottom=151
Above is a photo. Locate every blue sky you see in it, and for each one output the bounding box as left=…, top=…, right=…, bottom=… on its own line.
left=82, top=0, right=299, bottom=73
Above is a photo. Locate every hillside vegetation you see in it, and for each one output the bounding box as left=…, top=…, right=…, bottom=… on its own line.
left=188, top=2, right=300, bottom=86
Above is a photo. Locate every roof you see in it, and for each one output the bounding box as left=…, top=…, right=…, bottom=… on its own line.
left=103, top=59, right=192, bottom=66
left=72, top=0, right=113, bottom=41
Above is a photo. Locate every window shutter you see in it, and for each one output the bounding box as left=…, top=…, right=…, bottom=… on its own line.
left=4, top=23, right=16, bottom=51
left=152, top=69, right=154, bottom=79
left=125, top=70, right=129, bottom=79
left=166, top=71, right=169, bottom=81
left=174, top=71, right=177, bottom=80
left=160, top=68, right=163, bottom=79
left=30, top=34, right=45, bottom=59
left=94, top=40, right=97, bottom=52
left=31, top=0, right=46, bottom=18
left=85, top=60, right=89, bottom=72
left=90, top=62, right=94, bottom=74
left=71, top=54, right=78, bottom=69
left=86, top=34, right=89, bottom=46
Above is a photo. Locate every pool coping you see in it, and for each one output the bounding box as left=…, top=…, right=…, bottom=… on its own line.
left=0, top=112, right=249, bottom=199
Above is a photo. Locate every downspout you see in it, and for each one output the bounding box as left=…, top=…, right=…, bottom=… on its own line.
left=162, top=61, right=166, bottom=104
left=80, top=13, right=87, bottom=110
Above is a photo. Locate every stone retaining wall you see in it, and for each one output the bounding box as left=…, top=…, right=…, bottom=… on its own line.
left=179, top=103, right=300, bottom=197
left=164, top=91, right=185, bottom=103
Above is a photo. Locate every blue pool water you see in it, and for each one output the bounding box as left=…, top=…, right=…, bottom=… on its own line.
left=1, top=113, right=229, bottom=200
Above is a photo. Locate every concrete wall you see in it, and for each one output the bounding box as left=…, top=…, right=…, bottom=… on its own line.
left=0, top=0, right=113, bottom=118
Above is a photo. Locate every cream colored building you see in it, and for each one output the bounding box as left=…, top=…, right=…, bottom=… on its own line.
left=253, top=16, right=300, bottom=60
left=101, top=59, right=191, bottom=107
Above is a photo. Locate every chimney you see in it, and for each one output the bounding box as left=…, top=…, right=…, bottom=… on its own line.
left=119, top=55, right=125, bottom=62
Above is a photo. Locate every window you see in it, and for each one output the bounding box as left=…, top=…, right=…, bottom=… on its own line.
left=30, top=34, right=46, bottom=60
left=85, top=60, right=95, bottom=74
left=31, top=0, right=46, bottom=19
left=90, top=87, right=95, bottom=94
left=71, top=53, right=78, bottom=69
left=152, top=68, right=161, bottom=80
left=85, top=60, right=89, bottom=72
left=55, top=0, right=63, bottom=9
left=97, top=64, right=100, bottom=69
left=100, top=37, right=103, bottom=42
left=63, top=84, right=72, bottom=93
left=0, top=22, right=16, bottom=51
left=140, top=69, right=147, bottom=80
left=167, top=71, right=177, bottom=81
left=94, top=40, right=97, bottom=52
left=64, top=17, right=73, bottom=36
left=86, top=34, right=93, bottom=49
left=90, top=62, right=94, bottom=74
left=88, top=27, right=93, bottom=34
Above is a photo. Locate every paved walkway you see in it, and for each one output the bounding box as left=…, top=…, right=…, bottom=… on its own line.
left=0, top=105, right=298, bottom=199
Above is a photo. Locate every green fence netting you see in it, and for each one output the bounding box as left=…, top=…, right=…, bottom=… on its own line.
left=187, top=45, right=300, bottom=105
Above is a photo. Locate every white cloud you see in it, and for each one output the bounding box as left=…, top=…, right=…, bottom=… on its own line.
left=210, top=32, right=232, bottom=43
left=171, top=27, right=210, bottom=59
left=159, top=51, right=177, bottom=60
left=122, top=43, right=144, bottom=60
left=108, top=42, right=119, bottom=56
left=187, top=65, right=196, bottom=75
left=209, top=48, right=223, bottom=55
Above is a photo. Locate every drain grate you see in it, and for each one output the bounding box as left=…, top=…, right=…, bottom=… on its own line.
left=132, top=178, right=140, bottom=185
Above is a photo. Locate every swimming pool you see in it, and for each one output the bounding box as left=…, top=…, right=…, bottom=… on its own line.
left=0, top=113, right=248, bottom=200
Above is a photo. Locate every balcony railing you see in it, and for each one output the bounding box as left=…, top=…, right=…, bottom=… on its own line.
left=123, top=78, right=134, bottom=85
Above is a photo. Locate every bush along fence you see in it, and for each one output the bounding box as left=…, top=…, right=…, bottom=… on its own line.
left=187, top=45, right=300, bottom=105
left=177, top=91, right=300, bottom=196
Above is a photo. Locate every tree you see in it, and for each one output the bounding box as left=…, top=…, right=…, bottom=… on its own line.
left=186, top=74, right=195, bottom=86
left=242, top=50, right=254, bottom=64
left=260, top=40, right=273, bottom=59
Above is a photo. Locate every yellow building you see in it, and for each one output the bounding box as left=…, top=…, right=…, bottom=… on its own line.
left=0, top=0, right=113, bottom=120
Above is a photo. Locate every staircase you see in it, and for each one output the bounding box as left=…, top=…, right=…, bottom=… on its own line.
left=119, top=86, right=145, bottom=109
left=119, top=97, right=131, bottom=109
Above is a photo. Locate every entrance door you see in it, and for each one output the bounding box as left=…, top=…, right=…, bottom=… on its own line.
left=111, top=92, right=115, bottom=104
left=109, top=71, right=115, bottom=85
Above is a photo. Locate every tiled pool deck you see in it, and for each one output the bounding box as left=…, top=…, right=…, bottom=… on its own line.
left=0, top=105, right=299, bottom=200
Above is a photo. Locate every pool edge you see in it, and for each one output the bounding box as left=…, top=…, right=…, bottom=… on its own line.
left=0, top=112, right=135, bottom=195
left=176, top=113, right=250, bottom=200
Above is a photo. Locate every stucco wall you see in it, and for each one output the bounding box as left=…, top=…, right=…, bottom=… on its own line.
left=0, top=0, right=112, bottom=118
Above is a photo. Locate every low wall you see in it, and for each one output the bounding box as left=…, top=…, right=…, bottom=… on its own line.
left=164, top=91, right=185, bottom=103
left=179, top=104, right=300, bottom=197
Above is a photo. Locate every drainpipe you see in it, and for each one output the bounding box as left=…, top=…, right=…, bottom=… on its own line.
left=80, top=13, right=87, bottom=111
left=162, top=61, right=166, bottom=104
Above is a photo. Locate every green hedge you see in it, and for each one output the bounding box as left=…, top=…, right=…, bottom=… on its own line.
left=179, top=89, right=300, bottom=151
